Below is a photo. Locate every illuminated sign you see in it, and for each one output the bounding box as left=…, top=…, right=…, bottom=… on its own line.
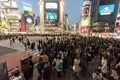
left=25, top=15, right=34, bottom=24
left=80, top=27, right=89, bottom=33
left=46, top=12, right=57, bottom=21
left=23, top=1, right=32, bottom=12
left=26, top=18, right=32, bottom=23
left=23, top=2, right=32, bottom=6
left=23, top=6, right=32, bottom=12
left=46, top=3, right=58, bottom=9
left=98, top=4, right=115, bottom=15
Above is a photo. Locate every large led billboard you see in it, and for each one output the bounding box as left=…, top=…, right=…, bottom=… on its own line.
left=46, top=12, right=57, bottom=21
left=46, top=3, right=58, bottom=9
left=98, top=4, right=115, bottom=15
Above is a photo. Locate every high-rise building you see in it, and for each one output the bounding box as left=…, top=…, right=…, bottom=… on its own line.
left=0, top=0, right=21, bottom=33
left=80, top=0, right=91, bottom=36
left=38, top=0, right=64, bottom=34
left=91, top=0, right=120, bottom=37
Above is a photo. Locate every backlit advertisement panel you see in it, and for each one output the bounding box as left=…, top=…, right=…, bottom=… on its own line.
left=46, top=3, right=58, bottom=9
left=23, top=1, right=32, bottom=12
left=45, top=12, right=58, bottom=27
left=98, top=4, right=115, bottom=15
left=23, top=6, right=32, bottom=12
left=81, top=4, right=91, bottom=26
left=80, top=27, right=90, bottom=33
left=46, top=12, right=57, bottom=21
left=97, top=0, right=117, bottom=22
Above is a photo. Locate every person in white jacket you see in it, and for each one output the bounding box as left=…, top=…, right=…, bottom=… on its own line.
left=100, top=56, right=107, bottom=74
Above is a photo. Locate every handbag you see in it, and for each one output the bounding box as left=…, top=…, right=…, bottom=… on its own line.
left=58, top=63, right=63, bottom=70
left=72, top=65, right=75, bottom=71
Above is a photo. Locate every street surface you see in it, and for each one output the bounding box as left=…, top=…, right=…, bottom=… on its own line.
left=0, top=36, right=99, bottom=80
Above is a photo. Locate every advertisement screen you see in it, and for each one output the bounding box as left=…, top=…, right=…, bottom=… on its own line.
left=80, top=27, right=89, bottom=33
left=46, top=12, right=57, bottom=21
left=23, top=6, right=32, bottom=12
left=98, top=4, right=115, bottom=15
left=46, top=3, right=57, bottom=9
left=83, top=6, right=90, bottom=15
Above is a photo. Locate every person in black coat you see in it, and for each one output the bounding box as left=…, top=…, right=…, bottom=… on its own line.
left=43, top=62, right=52, bottom=80
left=27, top=39, right=30, bottom=49
left=28, top=56, right=34, bottom=78
left=31, top=42, right=35, bottom=50
left=22, top=60, right=31, bottom=80
left=63, top=56, right=68, bottom=75
left=37, top=57, right=45, bottom=80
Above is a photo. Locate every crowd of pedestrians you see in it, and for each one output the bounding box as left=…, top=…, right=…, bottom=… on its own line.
left=0, top=34, right=120, bottom=80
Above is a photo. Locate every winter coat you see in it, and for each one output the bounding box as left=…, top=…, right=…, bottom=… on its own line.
left=101, top=59, right=107, bottom=73
left=73, top=59, right=81, bottom=72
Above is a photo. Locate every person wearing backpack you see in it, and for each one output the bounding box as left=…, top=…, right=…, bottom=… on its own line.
left=43, top=62, right=52, bottom=80
left=53, top=56, right=63, bottom=80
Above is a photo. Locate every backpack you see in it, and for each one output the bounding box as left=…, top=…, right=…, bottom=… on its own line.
left=37, top=62, right=44, bottom=74
left=58, top=62, right=63, bottom=70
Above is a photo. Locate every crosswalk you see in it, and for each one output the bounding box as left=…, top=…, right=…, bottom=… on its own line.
left=25, top=49, right=40, bottom=56
left=0, top=39, right=25, bottom=51
left=0, top=39, right=41, bottom=56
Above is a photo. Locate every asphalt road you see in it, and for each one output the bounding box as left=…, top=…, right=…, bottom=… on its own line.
left=0, top=46, right=18, bottom=57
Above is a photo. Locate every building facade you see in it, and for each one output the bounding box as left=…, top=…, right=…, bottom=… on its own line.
left=91, top=0, right=120, bottom=37
left=0, top=0, right=21, bottom=33
left=80, top=0, right=91, bottom=36
left=38, top=0, right=64, bottom=34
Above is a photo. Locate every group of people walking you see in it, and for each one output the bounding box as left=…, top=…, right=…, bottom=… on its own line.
left=1, top=34, right=120, bottom=80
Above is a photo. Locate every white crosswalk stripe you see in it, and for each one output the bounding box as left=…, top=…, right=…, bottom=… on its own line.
left=0, top=36, right=46, bottom=56
left=25, top=50, right=40, bottom=56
